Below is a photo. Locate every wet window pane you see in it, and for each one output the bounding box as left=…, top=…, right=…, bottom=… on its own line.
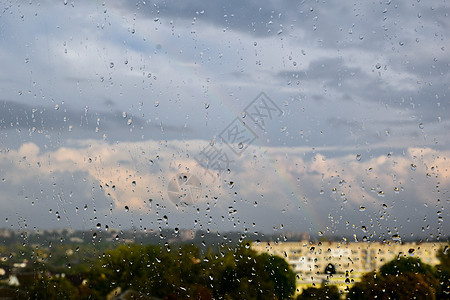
left=0, top=1, right=448, bottom=298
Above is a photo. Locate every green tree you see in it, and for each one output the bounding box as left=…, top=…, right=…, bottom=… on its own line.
left=348, top=257, right=439, bottom=300
left=208, top=243, right=296, bottom=300
left=261, top=253, right=297, bottom=299
left=26, top=275, right=79, bottom=300
left=84, top=242, right=296, bottom=299
left=379, top=256, right=435, bottom=278
left=436, top=244, right=450, bottom=299
left=297, top=285, right=340, bottom=300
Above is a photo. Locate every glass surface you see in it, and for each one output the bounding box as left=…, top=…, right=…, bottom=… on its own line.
left=0, top=1, right=448, bottom=298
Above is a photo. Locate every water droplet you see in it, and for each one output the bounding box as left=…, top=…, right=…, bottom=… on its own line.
left=132, top=180, right=136, bottom=187
left=408, top=248, right=415, bottom=256
left=410, top=164, right=417, bottom=171
left=318, top=231, right=323, bottom=236
left=92, top=232, right=97, bottom=239
left=359, top=206, right=366, bottom=212
left=238, top=142, right=244, bottom=149
left=96, top=223, right=101, bottom=229
left=154, top=101, right=160, bottom=107
left=125, top=206, right=129, bottom=212
left=394, top=187, right=399, bottom=193
left=356, top=154, right=362, bottom=161
left=204, top=103, right=210, bottom=109
left=109, top=62, right=114, bottom=68
left=375, top=63, right=381, bottom=69
left=392, top=234, right=401, bottom=241
left=419, top=123, right=424, bottom=129
left=122, top=112, right=127, bottom=118
left=55, top=104, right=60, bottom=110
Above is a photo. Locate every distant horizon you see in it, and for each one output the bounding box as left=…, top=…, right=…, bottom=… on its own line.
left=0, top=226, right=447, bottom=244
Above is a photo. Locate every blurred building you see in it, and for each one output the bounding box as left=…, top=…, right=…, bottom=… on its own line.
left=252, top=240, right=446, bottom=293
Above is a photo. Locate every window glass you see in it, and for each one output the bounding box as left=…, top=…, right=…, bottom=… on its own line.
left=0, top=1, right=448, bottom=298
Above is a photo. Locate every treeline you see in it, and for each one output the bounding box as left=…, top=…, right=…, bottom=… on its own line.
left=2, top=242, right=449, bottom=299
left=13, top=243, right=297, bottom=299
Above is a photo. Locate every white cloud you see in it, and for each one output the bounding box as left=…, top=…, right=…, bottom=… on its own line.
left=0, top=140, right=448, bottom=234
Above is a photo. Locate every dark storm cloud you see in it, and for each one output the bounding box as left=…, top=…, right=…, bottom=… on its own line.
left=277, top=57, right=361, bottom=84
left=0, top=100, right=143, bottom=131
left=133, top=0, right=449, bottom=127
left=115, top=0, right=291, bottom=37
left=0, top=100, right=192, bottom=147
left=277, top=54, right=448, bottom=124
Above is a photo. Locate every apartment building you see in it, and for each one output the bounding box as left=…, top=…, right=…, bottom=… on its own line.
left=252, top=240, right=447, bottom=292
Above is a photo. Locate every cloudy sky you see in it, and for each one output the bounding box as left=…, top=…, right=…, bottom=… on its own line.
left=0, top=0, right=448, bottom=240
